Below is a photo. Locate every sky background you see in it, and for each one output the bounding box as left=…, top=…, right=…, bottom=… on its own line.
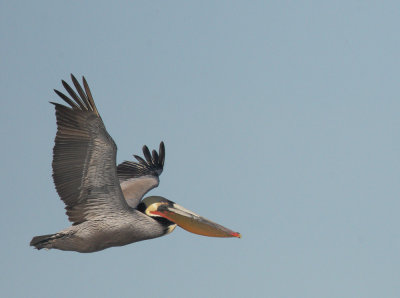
left=1, top=1, right=400, bottom=297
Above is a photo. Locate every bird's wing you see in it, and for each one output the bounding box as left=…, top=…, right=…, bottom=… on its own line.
left=117, top=142, right=165, bottom=208
left=51, top=74, right=130, bottom=225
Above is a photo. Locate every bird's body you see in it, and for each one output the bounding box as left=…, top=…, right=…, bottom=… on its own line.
left=32, top=211, right=170, bottom=252
left=30, top=75, right=240, bottom=253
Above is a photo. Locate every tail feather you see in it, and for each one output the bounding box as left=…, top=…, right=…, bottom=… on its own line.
left=30, top=233, right=63, bottom=250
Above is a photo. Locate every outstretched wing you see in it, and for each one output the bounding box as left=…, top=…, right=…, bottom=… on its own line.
left=52, top=74, right=130, bottom=225
left=117, top=142, right=165, bottom=208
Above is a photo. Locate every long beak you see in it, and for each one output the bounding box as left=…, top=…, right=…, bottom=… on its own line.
left=151, top=203, right=241, bottom=238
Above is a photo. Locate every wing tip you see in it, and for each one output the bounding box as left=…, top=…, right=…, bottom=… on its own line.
left=54, top=75, right=100, bottom=117
left=118, top=142, right=166, bottom=180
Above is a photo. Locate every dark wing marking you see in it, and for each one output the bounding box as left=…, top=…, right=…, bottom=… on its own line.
left=52, top=74, right=129, bottom=225
left=117, top=142, right=165, bottom=208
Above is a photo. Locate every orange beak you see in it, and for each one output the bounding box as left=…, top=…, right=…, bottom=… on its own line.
left=151, top=203, right=241, bottom=238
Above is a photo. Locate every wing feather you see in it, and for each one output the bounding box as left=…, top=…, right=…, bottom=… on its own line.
left=52, top=74, right=129, bottom=225
left=117, top=142, right=165, bottom=208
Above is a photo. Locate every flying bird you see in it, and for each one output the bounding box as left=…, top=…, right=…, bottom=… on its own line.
left=30, top=75, right=241, bottom=253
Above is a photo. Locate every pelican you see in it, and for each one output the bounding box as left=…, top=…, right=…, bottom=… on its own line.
left=30, top=75, right=241, bottom=253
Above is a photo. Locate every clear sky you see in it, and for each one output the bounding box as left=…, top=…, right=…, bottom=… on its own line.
left=1, top=1, right=400, bottom=297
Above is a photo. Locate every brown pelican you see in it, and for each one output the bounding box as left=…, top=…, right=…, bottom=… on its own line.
left=30, top=75, right=241, bottom=253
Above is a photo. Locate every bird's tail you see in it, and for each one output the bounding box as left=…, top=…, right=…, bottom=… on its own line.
left=30, top=233, right=64, bottom=250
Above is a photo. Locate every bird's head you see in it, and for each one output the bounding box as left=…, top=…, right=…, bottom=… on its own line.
left=138, top=196, right=241, bottom=238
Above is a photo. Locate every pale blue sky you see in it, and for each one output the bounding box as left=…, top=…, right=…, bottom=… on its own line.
left=1, top=1, right=400, bottom=297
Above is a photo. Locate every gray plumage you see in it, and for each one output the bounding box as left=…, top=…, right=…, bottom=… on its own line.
left=30, top=75, right=171, bottom=253
left=117, top=142, right=165, bottom=208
